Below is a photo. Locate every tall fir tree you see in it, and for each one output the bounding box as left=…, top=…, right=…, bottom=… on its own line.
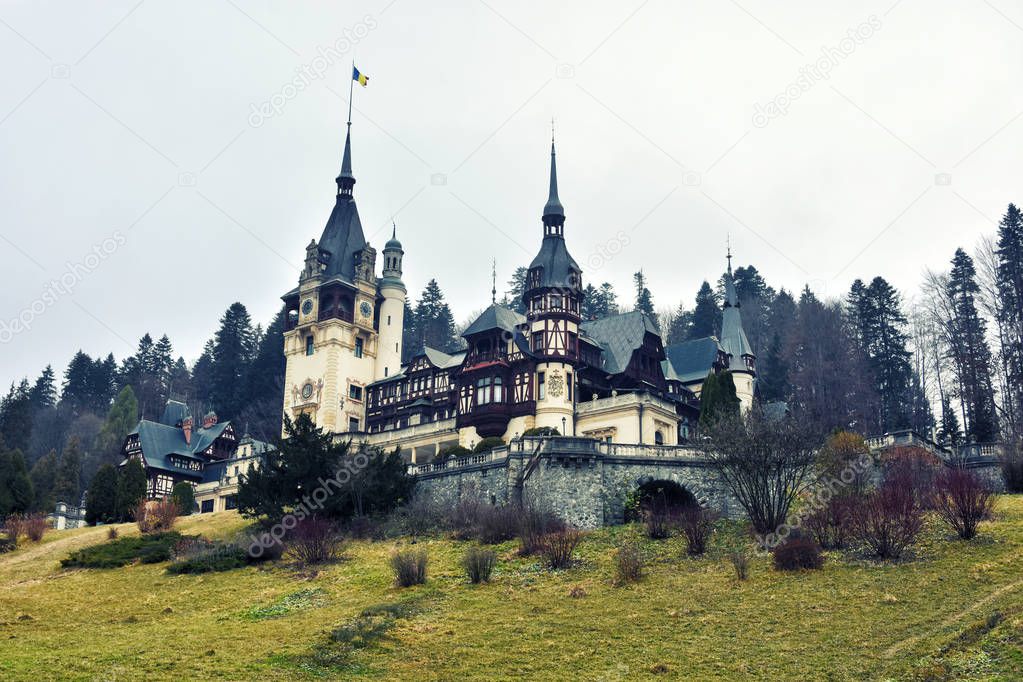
left=29, top=450, right=58, bottom=512
left=241, top=308, right=287, bottom=442
left=688, top=281, right=721, bottom=340
left=210, top=302, right=256, bottom=421
left=633, top=271, right=656, bottom=324
left=0, top=379, right=33, bottom=454
left=503, top=267, right=528, bottom=315
left=581, top=282, right=619, bottom=320
left=191, top=340, right=216, bottom=408
left=996, top=203, right=1023, bottom=431
left=53, top=436, right=82, bottom=505
left=0, top=448, right=34, bottom=515
left=28, top=365, right=57, bottom=412
left=116, top=459, right=147, bottom=520
left=946, top=249, right=999, bottom=441
left=96, top=386, right=138, bottom=469
left=412, top=279, right=458, bottom=352
left=84, top=464, right=119, bottom=525
left=665, top=301, right=692, bottom=345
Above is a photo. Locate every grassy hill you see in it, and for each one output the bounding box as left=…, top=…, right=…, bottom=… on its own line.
left=1, top=499, right=1022, bottom=680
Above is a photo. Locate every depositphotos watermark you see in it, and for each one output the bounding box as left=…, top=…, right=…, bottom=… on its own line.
left=752, top=15, right=882, bottom=129
left=756, top=452, right=873, bottom=549
left=247, top=450, right=370, bottom=557
left=0, top=231, right=126, bottom=344
left=248, top=15, right=378, bottom=128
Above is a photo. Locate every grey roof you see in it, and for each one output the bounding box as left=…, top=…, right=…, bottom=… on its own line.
left=664, top=337, right=724, bottom=384
left=385, top=225, right=402, bottom=250
left=462, top=303, right=526, bottom=337
left=337, top=126, right=354, bottom=184
left=423, top=347, right=465, bottom=369
left=720, top=267, right=754, bottom=362
left=580, top=310, right=659, bottom=374
left=543, top=142, right=564, bottom=219
left=527, top=236, right=580, bottom=289
left=317, top=195, right=367, bottom=284
left=129, top=419, right=231, bottom=477
left=160, top=400, right=190, bottom=427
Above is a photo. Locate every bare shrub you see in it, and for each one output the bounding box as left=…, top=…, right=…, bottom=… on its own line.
left=517, top=505, right=566, bottom=556
left=728, top=548, right=750, bottom=580
left=613, top=541, right=644, bottom=585
left=933, top=468, right=995, bottom=540
left=136, top=499, right=178, bottom=534
left=289, top=517, right=344, bottom=565
left=398, top=497, right=443, bottom=541
left=475, top=505, right=520, bottom=544
left=1001, top=436, right=1023, bottom=492
left=390, top=549, right=428, bottom=587
left=772, top=536, right=824, bottom=571
left=107, top=527, right=119, bottom=540
left=462, top=546, right=496, bottom=584
left=642, top=507, right=674, bottom=540
left=448, top=496, right=483, bottom=540
left=882, top=446, right=941, bottom=508
left=3, top=514, right=26, bottom=542
left=679, top=507, right=716, bottom=556
left=538, top=529, right=581, bottom=570
left=852, top=479, right=923, bottom=560
left=803, top=495, right=857, bottom=549
left=24, top=513, right=48, bottom=542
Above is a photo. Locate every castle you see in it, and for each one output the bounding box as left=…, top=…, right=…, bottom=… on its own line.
left=280, top=122, right=756, bottom=463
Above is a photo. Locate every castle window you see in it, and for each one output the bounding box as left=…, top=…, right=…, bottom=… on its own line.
left=387, top=315, right=392, bottom=325
left=655, top=431, right=664, bottom=445
left=538, top=372, right=546, bottom=400
left=532, top=331, right=543, bottom=352
left=305, top=335, right=314, bottom=356
left=349, top=417, right=360, bottom=432
left=493, top=376, right=504, bottom=402
left=354, top=337, right=364, bottom=358
left=566, top=372, right=573, bottom=401
left=476, top=377, right=491, bottom=405
left=349, top=385, right=363, bottom=401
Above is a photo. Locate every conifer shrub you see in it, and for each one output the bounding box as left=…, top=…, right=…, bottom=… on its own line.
left=390, top=549, right=428, bottom=587
left=462, top=546, right=496, bottom=584
left=62, top=532, right=183, bottom=568
left=772, top=535, right=824, bottom=571
left=538, top=529, right=581, bottom=570
left=933, top=468, right=995, bottom=540
left=435, top=445, right=470, bottom=462
left=473, top=437, right=505, bottom=453
left=171, top=482, right=195, bottom=516
left=613, top=541, right=645, bottom=585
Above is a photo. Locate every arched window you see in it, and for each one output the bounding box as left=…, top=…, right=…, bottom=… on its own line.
left=654, top=431, right=664, bottom=445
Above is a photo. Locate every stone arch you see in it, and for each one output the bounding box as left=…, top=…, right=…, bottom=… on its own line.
left=627, top=477, right=699, bottom=521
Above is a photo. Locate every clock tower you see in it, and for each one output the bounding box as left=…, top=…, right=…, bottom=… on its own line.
left=281, top=121, right=397, bottom=435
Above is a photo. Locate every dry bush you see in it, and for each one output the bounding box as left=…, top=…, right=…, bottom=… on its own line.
left=852, top=478, right=923, bottom=560
left=803, top=495, right=857, bottom=549
left=538, top=529, right=581, bottom=570
left=678, top=507, right=716, bottom=556
left=933, top=468, right=995, bottom=540
left=136, top=499, right=179, bottom=534
left=772, top=535, right=824, bottom=571
left=728, top=548, right=751, bottom=580
left=107, top=527, right=119, bottom=540
left=882, top=446, right=941, bottom=508
left=642, top=507, right=675, bottom=540
left=474, top=505, right=520, bottom=544
left=613, top=541, right=644, bottom=585
left=517, top=506, right=566, bottom=556
left=24, top=513, right=48, bottom=542
left=462, top=546, right=496, bottom=584
left=390, top=549, right=428, bottom=587
left=448, top=496, right=484, bottom=540
left=3, top=514, right=26, bottom=542
left=289, top=517, right=344, bottom=565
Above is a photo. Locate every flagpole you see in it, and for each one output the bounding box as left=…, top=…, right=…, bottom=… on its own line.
left=347, top=60, right=354, bottom=128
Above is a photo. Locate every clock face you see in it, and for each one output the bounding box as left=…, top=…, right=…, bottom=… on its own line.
left=301, top=382, right=314, bottom=400
left=360, top=301, right=372, bottom=317
left=301, top=299, right=313, bottom=315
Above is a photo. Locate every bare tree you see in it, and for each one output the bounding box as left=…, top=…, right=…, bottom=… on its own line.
left=701, top=408, right=822, bottom=538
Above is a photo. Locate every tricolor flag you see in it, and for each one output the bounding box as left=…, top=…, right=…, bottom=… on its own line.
left=352, top=66, right=368, bottom=87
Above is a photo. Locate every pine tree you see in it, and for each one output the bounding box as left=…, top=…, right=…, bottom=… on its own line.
left=28, top=365, right=57, bottom=411
left=996, top=203, right=1023, bottom=430
left=0, top=379, right=33, bottom=454
left=116, top=459, right=147, bottom=520
left=633, top=271, right=656, bottom=323
left=413, top=280, right=457, bottom=352
left=191, top=340, right=216, bottom=407
left=688, top=282, right=721, bottom=339
left=0, top=448, right=34, bottom=515
left=581, top=282, right=619, bottom=319
left=758, top=288, right=796, bottom=402
left=96, top=386, right=138, bottom=468
left=401, top=299, right=417, bottom=362
left=167, top=357, right=191, bottom=399
left=85, top=464, right=119, bottom=525
left=171, top=481, right=195, bottom=516
left=53, top=436, right=82, bottom=504
left=90, top=354, right=118, bottom=413
left=60, top=351, right=95, bottom=415
left=503, top=267, right=528, bottom=314
left=665, top=301, right=692, bottom=345
left=29, top=450, right=58, bottom=512
left=241, top=308, right=287, bottom=442
left=210, top=303, right=256, bottom=421
left=698, top=371, right=739, bottom=429
left=946, top=249, right=999, bottom=441
left=938, top=395, right=963, bottom=450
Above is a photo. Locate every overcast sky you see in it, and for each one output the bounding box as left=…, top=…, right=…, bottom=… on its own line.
left=2, top=0, right=1022, bottom=391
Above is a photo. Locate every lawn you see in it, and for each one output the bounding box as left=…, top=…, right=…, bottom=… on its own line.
left=1, top=498, right=1022, bottom=680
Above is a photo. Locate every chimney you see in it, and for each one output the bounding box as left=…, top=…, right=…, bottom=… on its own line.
left=203, top=411, right=217, bottom=429
left=182, top=416, right=193, bottom=445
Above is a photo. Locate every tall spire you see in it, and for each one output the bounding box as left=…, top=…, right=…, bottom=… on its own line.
left=336, top=122, right=355, bottom=196
left=542, top=130, right=565, bottom=236
left=726, top=234, right=732, bottom=275
left=723, top=241, right=739, bottom=309
left=491, top=258, right=497, bottom=304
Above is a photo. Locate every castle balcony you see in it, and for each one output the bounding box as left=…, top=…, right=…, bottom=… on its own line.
left=462, top=350, right=510, bottom=370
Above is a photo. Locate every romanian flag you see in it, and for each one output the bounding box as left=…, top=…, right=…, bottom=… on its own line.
left=352, top=66, right=368, bottom=87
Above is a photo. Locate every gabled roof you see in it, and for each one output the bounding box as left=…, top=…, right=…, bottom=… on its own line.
left=160, top=400, right=189, bottom=427
left=128, top=419, right=232, bottom=476
left=580, top=310, right=660, bottom=375
left=664, top=337, right=724, bottom=384
left=462, top=303, right=526, bottom=337
left=423, top=347, right=465, bottom=369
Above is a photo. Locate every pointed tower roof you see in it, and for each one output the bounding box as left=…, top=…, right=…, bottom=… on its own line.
left=719, top=248, right=754, bottom=366
left=316, top=122, right=367, bottom=285
left=543, top=141, right=564, bottom=220
left=336, top=124, right=355, bottom=194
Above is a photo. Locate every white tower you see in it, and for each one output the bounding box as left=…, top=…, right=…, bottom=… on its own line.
left=376, top=225, right=406, bottom=380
